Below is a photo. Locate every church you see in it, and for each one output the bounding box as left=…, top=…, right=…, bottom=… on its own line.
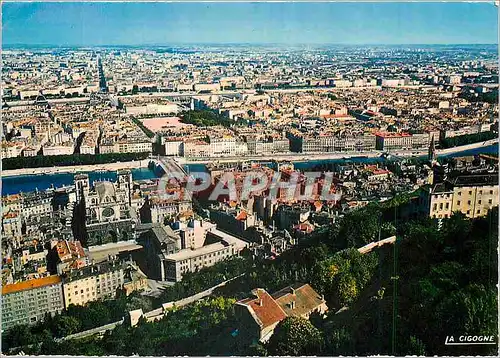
left=73, top=170, right=136, bottom=246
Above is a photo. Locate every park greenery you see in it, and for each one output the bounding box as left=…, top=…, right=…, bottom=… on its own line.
left=130, top=116, right=155, bottom=138
left=458, top=88, right=498, bottom=105
left=3, top=201, right=497, bottom=356
left=2, top=152, right=150, bottom=170
left=180, top=110, right=234, bottom=127
left=1, top=292, right=153, bottom=352
left=267, top=316, right=324, bottom=356
left=439, top=130, right=496, bottom=149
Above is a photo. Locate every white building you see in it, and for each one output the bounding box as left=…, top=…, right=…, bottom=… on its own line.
left=163, top=228, right=248, bottom=282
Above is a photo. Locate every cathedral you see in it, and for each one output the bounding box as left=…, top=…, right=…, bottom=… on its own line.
left=73, top=170, right=135, bottom=246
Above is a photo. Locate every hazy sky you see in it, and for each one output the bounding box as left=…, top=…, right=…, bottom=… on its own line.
left=2, top=2, right=498, bottom=46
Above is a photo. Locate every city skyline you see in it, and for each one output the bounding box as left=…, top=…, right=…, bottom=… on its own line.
left=2, top=2, right=498, bottom=46
left=1, top=2, right=498, bottom=357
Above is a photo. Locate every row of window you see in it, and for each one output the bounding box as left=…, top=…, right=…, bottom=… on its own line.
left=433, top=208, right=485, bottom=219
left=433, top=198, right=494, bottom=211
left=457, top=189, right=494, bottom=196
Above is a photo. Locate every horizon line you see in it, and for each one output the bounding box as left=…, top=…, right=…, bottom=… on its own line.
left=3, top=42, right=499, bottom=48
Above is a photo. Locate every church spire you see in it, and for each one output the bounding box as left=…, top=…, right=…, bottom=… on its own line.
left=428, top=135, right=437, bottom=163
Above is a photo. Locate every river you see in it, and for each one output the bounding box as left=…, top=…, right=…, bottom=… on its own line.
left=1, top=144, right=497, bottom=196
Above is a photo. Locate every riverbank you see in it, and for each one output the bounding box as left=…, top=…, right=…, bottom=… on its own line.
left=2, top=159, right=147, bottom=177
left=179, top=138, right=499, bottom=164
left=2, top=138, right=497, bottom=177
left=437, top=138, right=498, bottom=156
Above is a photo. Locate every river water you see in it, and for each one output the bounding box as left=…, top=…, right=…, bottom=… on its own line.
left=2, top=144, right=497, bottom=196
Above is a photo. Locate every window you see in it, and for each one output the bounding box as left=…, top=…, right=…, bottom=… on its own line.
left=469, top=191, right=472, bottom=195
left=439, top=203, right=443, bottom=210
left=468, top=200, right=471, bottom=205
left=479, top=190, right=482, bottom=195
left=489, top=199, right=493, bottom=204
left=467, top=210, right=471, bottom=215
left=80, top=290, right=84, bottom=294
left=490, top=190, right=494, bottom=195
left=478, top=200, right=482, bottom=204
left=433, top=204, right=437, bottom=211
left=445, top=203, right=449, bottom=209
left=458, top=191, right=461, bottom=196
left=457, top=200, right=461, bottom=205
left=477, top=209, right=481, bottom=214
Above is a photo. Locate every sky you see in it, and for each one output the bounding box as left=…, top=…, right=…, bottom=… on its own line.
left=2, top=2, right=498, bottom=46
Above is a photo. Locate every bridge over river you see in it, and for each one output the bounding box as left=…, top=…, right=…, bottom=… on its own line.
left=149, top=156, right=188, bottom=178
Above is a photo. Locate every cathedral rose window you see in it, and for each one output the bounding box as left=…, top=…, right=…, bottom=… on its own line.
left=102, top=207, right=115, bottom=218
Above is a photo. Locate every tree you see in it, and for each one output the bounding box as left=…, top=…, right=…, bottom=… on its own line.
left=52, top=315, right=81, bottom=338
left=2, top=324, right=35, bottom=351
left=267, top=316, right=324, bottom=356
left=401, top=335, right=426, bottom=356
left=247, top=342, right=268, bottom=356
left=436, top=284, right=497, bottom=336
left=126, top=293, right=153, bottom=313
left=311, top=248, right=377, bottom=310
left=324, top=326, right=356, bottom=356
left=335, top=205, right=382, bottom=249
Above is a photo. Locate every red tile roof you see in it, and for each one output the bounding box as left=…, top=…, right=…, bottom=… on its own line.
left=237, top=288, right=287, bottom=329
left=272, top=283, right=327, bottom=317
left=375, top=131, right=412, bottom=138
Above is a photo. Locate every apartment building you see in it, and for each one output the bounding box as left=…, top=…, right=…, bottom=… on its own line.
left=254, top=139, right=289, bottom=155
left=450, top=174, right=498, bottom=218
left=99, top=139, right=152, bottom=154
left=1, top=275, right=64, bottom=330
left=62, top=261, right=125, bottom=308
left=20, top=191, right=54, bottom=219
left=164, top=140, right=184, bottom=156
left=183, top=140, right=211, bottom=158
left=163, top=228, right=248, bottom=282
left=292, top=133, right=375, bottom=153
left=428, top=183, right=453, bottom=219
left=429, top=174, right=498, bottom=219
left=375, top=132, right=413, bottom=151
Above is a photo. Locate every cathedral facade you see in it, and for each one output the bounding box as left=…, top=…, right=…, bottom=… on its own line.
left=73, top=171, right=135, bottom=246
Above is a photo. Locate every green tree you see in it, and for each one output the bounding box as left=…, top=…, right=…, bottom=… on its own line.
left=126, top=293, right=153, bottom=313
left=335, top=205, right=382, bottom=249
left=52, top=315, right=81, bottom=338
left=402, top=335, right=426, bottom=356
left=267, top=316, right=324, bottom=356
left=324, top=326, right=355, bottom=356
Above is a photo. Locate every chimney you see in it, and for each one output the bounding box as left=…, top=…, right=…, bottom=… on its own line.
left=290, top=287, right=295, bottom=295
left=290, top=300, right=296, bottom=310
left=257, top=298, right=263, bottom=306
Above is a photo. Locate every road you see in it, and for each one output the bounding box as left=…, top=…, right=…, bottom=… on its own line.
left=2, top=159, right=148, bottom=177
left=2, top=138, right=496, bottom=178
left=177, top=138, right=498, bottom=165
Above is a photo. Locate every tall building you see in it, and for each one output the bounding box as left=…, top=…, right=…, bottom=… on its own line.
left=62, top=260, right=125, bottom=308
left=1, top=275, right=64, bottom=330
left=428, top=135, right=437, bottom=163
left=141, top=219, right=248, bottom=282
left=429, top=174, right=498, bottom=219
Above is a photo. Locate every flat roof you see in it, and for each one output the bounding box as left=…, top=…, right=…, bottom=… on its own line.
left=208, top=228, right=248, bottom=248
left=2, top=275, right=62, bottom=295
